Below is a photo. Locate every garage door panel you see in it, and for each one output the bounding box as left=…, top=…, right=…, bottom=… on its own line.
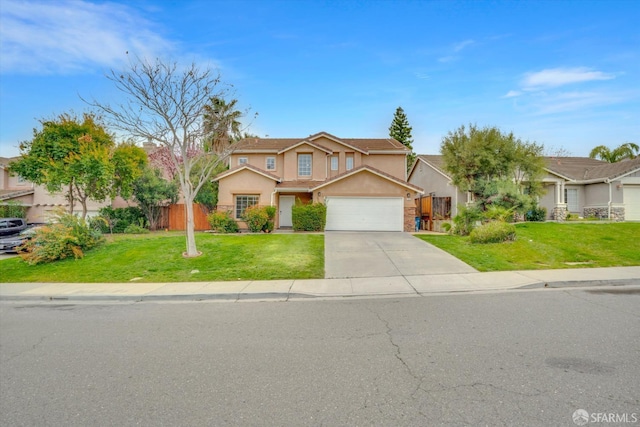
left=326, top=197, right=403, bottom=231
left=624, top=186, right=640, bottom=221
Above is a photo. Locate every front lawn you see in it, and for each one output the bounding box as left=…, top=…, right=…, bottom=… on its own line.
left=0, top=232, right=324, bottom=283
left=416, top=222, right=640, bottom=272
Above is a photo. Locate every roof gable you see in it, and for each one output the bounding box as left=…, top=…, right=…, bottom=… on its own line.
left=311, top=165, right=423, bottom=193
left=277, top=140, right=333, bottom=155
left=213, top=164, right=281, bottom=182
left=409, top=155, right=451, bottom=180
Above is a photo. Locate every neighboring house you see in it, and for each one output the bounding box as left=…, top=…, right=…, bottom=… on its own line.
left=214, top=132, right=424, bottom=231
left=408, top=155, right=640, bottom=221
left=0, top=156, right=108, bottom=222
left=542, top=156, right=640, bottom=221
left=407, top=155, right=469, bottom=218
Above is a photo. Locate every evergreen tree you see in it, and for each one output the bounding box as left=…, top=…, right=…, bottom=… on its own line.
left=388, top=107, right=416, bottom=172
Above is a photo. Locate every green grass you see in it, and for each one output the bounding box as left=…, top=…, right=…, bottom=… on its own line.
left=0, top=232, right=324, bottom=283
left=416, top=222, right=640, bottom=272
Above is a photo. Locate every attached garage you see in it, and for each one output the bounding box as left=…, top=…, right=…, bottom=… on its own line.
left=325, top=197, right=404, bottom=231
left=624, top=186, right=640, bottom=220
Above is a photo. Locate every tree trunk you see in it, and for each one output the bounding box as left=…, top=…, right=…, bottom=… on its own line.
left=183, top=198, right=200, bottom=257
left=67, top=182, right=75, bottom=215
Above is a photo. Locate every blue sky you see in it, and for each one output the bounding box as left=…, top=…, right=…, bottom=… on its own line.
left=1, top=0, right=638, bottom=158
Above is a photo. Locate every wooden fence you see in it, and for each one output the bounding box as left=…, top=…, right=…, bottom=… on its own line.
left=415, top=195, right=451, bottom=231
left=164, top=203, right=210, bottom=231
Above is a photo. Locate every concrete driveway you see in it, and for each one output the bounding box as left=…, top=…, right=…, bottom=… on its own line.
left=325, top=232, right=477, bottom=279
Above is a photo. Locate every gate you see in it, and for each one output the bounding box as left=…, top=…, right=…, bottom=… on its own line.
left=415, top=195, right=451, bottom=231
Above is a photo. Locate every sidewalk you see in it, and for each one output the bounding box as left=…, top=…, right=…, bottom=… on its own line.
left=1, top=266, right=639, bottom=302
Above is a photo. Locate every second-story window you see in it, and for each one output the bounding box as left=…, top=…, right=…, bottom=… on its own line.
left=330, top=156, right=338, bottom=171
left=346, top=155, right=354, bottom=171
left=266, top=157, right=276, bottom=171
left=238, top=157, right=248, bottom=166
left=298, top=154, right=312, bottom=177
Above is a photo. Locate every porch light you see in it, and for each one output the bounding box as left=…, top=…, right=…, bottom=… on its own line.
left=318, top=191, right=321, bottom=197
left=406, top=192, right=411, bottom=199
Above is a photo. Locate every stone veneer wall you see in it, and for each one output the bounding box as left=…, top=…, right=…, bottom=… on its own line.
left=404, top=206, right=417, bottom=232
left=551, top=206, right=567, bottom=221
left=583, top=206, right=625, bottom=221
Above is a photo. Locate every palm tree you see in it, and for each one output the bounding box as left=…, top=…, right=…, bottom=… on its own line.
left=589, top=142, right=639, bottom=163
left=202, top=97, right=243, bottom=154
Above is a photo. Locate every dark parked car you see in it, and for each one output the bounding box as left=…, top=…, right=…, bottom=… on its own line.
left=0, top=218, right=28, bottom=237
left=0, top=226, right=41, bottom=253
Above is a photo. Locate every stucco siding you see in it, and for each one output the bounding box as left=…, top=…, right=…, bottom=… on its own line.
left=361, top=154, right=405, bottom=180
left=408, top=161, right=464, bottom=216
left=217, top=169, right=276, bottom=210
left=318, top=171, right=415, bottom=208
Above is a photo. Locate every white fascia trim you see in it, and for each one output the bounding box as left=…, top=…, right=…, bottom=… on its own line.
left=543, top=168, right=575, bottom=182
left=367, top=150, right=408, bottom=154
left=277, top=140, right=333, bottom=155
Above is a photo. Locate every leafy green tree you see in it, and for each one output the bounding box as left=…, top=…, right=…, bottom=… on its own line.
left=111, top=141, right=148, bottom=199
left=132, top=167, right=179, bottom=231
left=589, top=142, right=639, bottom=163
left=388, top=106, right=416, bottom=172
left=8, top=113, right=144, bottom=219
left=440, top=124, right=545, bottom=215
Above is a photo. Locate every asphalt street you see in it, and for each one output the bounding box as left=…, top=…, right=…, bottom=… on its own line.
left=1, top=287, right=639, bottom=426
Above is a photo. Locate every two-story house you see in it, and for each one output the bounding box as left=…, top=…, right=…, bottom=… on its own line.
left=214, top=132, right=424, bottom=231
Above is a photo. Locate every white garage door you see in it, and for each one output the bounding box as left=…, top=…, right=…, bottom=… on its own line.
left=325, top=197, right=404, bottom=231
left=624, top=186, right=640, bottom=220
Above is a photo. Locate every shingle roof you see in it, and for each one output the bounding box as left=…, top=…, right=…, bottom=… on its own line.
left=415, top=154, right=640, bottom=183
left=583, top=156, right=640, bottom=181
left=233, top=132, right=408, bottom=153
left=543, top=157, right=608, bottom=180
left=415, top=155, right=448, bottom=177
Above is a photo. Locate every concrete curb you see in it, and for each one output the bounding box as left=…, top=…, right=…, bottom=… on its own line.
left=2, top=278, right=639, bottom=302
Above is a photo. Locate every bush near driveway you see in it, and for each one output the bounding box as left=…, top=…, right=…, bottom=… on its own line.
left=469, top=221, right=516, bottom=244
left=292, top=203, right=326, bottom=231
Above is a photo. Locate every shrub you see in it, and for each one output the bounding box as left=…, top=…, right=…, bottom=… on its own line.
left=243, top=205, right=269, bottom=233
left=96, top=206, right=147, bottom=233
left=263, top=206, right=276, bottom=233
left=21, top=210, right=104, bottom=265
left=207, top=210, right=239, bottom=233
left=469, top=221, right=516, bottom=244
left=292, top=203, right=326, bottom=231
left=450, top=204, right=483, bottom=236
left=483, top=205, right=515, bottom=223
left=0, top=201, right=27, bottom=218
left=123, top=223, right=149, bottom=234
left=525, top=206, right=547, bottom=222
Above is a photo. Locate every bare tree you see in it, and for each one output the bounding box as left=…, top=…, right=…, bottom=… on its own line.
left=86, top=58, right=236, bottom=257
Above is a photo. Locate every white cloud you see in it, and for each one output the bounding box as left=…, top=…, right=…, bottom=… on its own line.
left=453, top=39, right=475, bottom=52
left=503, top=90, right=521, bottom=98
left=522, top=67, right=615, bottom=90
left=529, top=91, right=625, bottom=115
left=0, top=0, right=175, bottom=74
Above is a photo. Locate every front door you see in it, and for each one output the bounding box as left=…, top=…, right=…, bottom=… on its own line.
left=279, top=196, right=295, bottom=227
